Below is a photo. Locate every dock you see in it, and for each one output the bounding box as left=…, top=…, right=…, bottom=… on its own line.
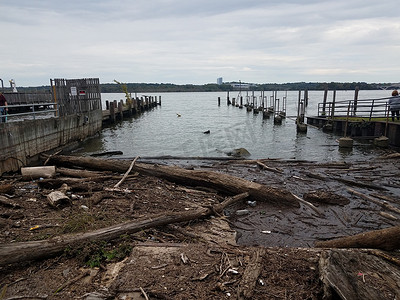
left=102, top=96, right=161, bottom=123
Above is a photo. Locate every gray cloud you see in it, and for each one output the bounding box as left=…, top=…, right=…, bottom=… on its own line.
left=0, top=0, right=399, bottom=86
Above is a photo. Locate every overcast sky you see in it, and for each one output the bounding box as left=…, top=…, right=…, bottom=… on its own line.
left=1, top=0, right=399, bottom=87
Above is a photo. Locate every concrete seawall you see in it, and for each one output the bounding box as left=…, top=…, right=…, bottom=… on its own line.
left=0, top=110, right=102, bottom=174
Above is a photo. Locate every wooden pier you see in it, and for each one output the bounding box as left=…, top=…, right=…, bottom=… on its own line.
left=102, top=95, right=161, bottom=123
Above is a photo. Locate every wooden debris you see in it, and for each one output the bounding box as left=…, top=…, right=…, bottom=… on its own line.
left=0, top=183, right=15, bottom=194
left=43, top=149, right=62, bottom=166
left=237, top=248, right=266, bottom=299
left=0, top=193, right=249, bottom=266
left=303, top=190, right=350, bottom=206
left=291, top=193, right=324, bottom=216
left=366, top=249, right=400, bottom=268
left=347, top=188, right=400, bottom=215
left=114, top=156, right=140, bottom=188
left=0, top=195, right=21, bottom=208
left=319, top=249, right=400, bottom=300
left=45, top=155, right=300, bottom=208
left=21, top=166, right=56, bottom=180
left=315, top=226, right=400, bottom=251
left=379, top=211, right=398, bottom=221
left=256, top=161, right=284, bottom=174
left=139, top=287, right=150, bottom=300
left=57, top=167, right=110, bottom=178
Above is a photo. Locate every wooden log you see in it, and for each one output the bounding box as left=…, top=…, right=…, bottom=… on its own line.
left=57, top=167, right=111, bottom=178
left=21, top=166, right=56, bottom=179
left=0, top=193, right=249, bottom=266
left=315, top=226, right=400, bottom=251
left=237, top=248, right=266, bottom=299
left=319, top=249, right=400, bottom=300
left=347, top=188, right=400, bottom=215
left=45, top=155, right=300, bottom=208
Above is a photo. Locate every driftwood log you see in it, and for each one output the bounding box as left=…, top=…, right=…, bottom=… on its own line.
left=21, top=166, right=56, bottom=180
left=45, top=155, right=300, bottom=208
left=315, top=226, right=400, bottom=251
left=0, top=193, right=249, bottom=266
left=319, top=249, right=400, bottom=300
left=238, top=248, right=266, bottom=299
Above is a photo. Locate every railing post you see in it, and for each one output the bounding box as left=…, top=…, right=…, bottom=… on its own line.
left=369, top=99, right=375, bottom=121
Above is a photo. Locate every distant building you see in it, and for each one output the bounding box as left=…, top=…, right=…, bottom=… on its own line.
left=217, top=77, right=223, bottom=85
left=230, top=82, right=250, bottom=89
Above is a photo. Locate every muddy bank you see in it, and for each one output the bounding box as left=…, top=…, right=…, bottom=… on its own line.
left=1, top=154, right=400, bottom=299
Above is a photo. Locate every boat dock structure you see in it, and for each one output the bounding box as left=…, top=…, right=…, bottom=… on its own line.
left=0, top=78, right=161, bottom=174
left=222, top=89, right=400, bottom=148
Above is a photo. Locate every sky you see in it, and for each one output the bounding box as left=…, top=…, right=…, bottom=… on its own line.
left=1, top=0, right=399, bottom=87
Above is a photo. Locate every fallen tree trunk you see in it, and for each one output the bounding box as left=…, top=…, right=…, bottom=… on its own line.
left=0, top=193, right=249, bottom=266
left=45, top=155, right=299, bottom=208
left=315, top=226, right=400, bottom=251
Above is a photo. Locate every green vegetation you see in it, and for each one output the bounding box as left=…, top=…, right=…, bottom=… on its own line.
left=14, top=81, right=386, bottom=94
left=64, top=238, right=133, bottom=268
left=82, top=240, right=133, bottom=268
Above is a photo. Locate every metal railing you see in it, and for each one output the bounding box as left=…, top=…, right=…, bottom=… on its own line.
left=317, top=96, right=392, bottom=120
left=0, top=103, right=58, bottom=123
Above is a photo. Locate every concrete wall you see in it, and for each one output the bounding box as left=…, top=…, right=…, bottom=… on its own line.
left=0, top=110, right=103, bottom=175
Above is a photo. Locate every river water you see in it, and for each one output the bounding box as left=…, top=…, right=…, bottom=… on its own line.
left=75, top=90, right=392, bottom=162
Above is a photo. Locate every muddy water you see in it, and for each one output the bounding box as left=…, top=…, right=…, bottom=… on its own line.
left=75, top=90, right=392, bottom=163
left=219, top=159, right=400, bottom=248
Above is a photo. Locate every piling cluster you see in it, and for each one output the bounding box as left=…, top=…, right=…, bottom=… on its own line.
left=219, top=90, right=309, bottom=133
left=103, top=95, right=161, bottom=123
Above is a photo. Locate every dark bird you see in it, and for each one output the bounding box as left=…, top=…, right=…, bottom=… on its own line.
left=203, top=130, right=210, bottom=134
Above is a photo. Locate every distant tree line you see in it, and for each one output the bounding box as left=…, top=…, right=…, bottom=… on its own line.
left=12, top=81, right=385, bottom=94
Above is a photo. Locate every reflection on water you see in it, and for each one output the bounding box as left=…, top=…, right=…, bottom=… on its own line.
left=74, top=90, right=392, bottom=162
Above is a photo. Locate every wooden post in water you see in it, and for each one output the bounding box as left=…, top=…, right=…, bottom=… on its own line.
left=110, top=101, right=116, bottom=123
left=227, top=91, right=230, bottom=105
left=304, top=89, right=309, bottom=107
left=218, top=97, right=221, bottom=106
left=331, top=90, right=336, bottom=120
left=322, top=88, right=328, bottom=116
left=106, top=100, right=110, bottom=110
left=118, top=100, right=123, bottom=120
left=353, top=86, right=359, bottom=115
left=338, top=102, right=354, bottom=148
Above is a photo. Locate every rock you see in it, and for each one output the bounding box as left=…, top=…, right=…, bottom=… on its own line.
left=227, top=148, right=251, bottom=158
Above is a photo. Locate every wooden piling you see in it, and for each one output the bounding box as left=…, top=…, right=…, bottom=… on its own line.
left=322, top=88, right=328, bottom=116
left=110, top=101, right=116, bottom=123
left=118, top=101, right=123, bottom=120
left=218, top=97, right=221, bottom=106
left=353, top=86, right=359, bottom=115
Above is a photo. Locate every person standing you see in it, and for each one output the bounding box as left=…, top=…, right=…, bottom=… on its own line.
left=0, top=92, right=7, bottom=123
left=389, top=90, right=400, bottom=121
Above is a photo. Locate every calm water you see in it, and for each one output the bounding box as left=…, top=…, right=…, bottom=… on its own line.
left=75, top=90, right=392, bottom=162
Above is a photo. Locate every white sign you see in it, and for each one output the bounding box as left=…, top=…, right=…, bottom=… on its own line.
left=71, top=87, right=77, bottom=96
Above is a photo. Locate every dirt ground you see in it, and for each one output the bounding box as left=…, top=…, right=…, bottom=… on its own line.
left=1, top=152, right=400, bottom=299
